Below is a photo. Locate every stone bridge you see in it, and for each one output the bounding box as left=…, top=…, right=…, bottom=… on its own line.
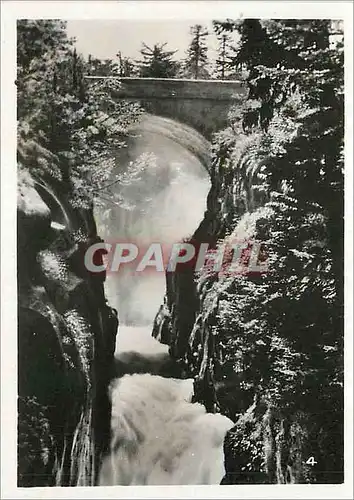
left=86, top=77, right=246, bottom=169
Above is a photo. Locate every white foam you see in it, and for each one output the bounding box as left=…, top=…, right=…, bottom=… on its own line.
left=99, top=374, right=234, bottom=486
left=115, top=324, right=169, bottom=357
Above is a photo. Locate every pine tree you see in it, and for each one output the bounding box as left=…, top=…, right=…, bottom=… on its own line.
left=184, top=24, right=209, bottom=79
left=233, top=19, right=344, bottom=300
left=215, top=33, right=230, bottom=79
left=136, top=42, right=179, bottom=78
left=212, top=21, right=234, bottom=80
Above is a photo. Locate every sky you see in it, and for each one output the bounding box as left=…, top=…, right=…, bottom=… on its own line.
left=66, top=19, right=237, bottom=63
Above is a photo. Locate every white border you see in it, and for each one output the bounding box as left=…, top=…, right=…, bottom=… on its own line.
left=0, top=0, right=351, bottom=21
left=1, top=2, right=353, bottom=499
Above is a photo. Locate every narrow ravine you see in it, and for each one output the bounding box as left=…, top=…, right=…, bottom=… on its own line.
left=95, top=115, right=211, bottom=326
left=95, top=117, right=210, bottom=361
left=94, top=117, right=235, bottom=485
left=95, top=116, right=211, bottom=337
left=15, top=18, right=345, bottom=489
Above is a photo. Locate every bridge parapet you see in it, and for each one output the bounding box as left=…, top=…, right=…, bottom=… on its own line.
left=86, top=76, right=245, bottom=101
left=85, top=77, right=246, bottom=138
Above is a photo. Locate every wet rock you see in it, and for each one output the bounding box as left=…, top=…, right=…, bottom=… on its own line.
left=17, top=167, right=118, bottom=486
left=152, top=134, right=343, bottom=484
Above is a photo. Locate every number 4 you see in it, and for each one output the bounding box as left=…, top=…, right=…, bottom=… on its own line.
left=306, top=456, right=317, bottom=466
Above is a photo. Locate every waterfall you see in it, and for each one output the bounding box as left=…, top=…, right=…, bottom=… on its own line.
left=95, top=116, right=211, bottom=327
left=95, top=116, right=233, bottom=485
left=98, top=374, right=234, bottom=485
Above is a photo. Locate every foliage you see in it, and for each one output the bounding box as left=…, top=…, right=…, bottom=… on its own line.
left=214, top=32, right=234, bottom=80
left=173, top=18, right=344, bottom=482
left=86, top=53, right=137, bottom=77
left=212, top=21, right=243, bottom=80
left=17, top=20, right=142, bottom=209
left=136, top=42, right=180, bottom=78
left=87, top=56, right=116, bottom=76
left=18, top=396, right=54, bottom=486
left=94, top=151, right=161, bottom=216
left=116, top=51, right=137, bottom=77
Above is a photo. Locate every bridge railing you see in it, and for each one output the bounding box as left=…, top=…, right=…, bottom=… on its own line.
left=84, top=76, right=246, bottom=101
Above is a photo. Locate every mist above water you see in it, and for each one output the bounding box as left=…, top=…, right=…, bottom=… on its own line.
left=95, top=118, right=210, bottom=328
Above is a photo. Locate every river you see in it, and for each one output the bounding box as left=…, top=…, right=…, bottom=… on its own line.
left=95, top=116, right=233, bottom=485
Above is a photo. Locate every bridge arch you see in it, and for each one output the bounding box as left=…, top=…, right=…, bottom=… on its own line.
left=128, top=113, right=211, bottom=171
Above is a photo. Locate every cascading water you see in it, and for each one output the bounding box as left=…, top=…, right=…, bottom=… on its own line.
left=95, top=115, right=233, bottom=485
left=98, top=374, right=234, bottom=485
left=95, top=116, right=211, bottom=350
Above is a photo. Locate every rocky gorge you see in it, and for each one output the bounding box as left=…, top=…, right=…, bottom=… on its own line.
left=17, top=142, right=118, bottom=486
left=15, top=18, right=344, bottom=488
left=153, top=123, right=344, bottom=484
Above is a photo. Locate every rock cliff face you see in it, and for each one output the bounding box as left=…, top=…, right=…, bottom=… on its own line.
left=17, top=167, right=118, bottom=487
left=153, top=132, right=343, bottom=484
